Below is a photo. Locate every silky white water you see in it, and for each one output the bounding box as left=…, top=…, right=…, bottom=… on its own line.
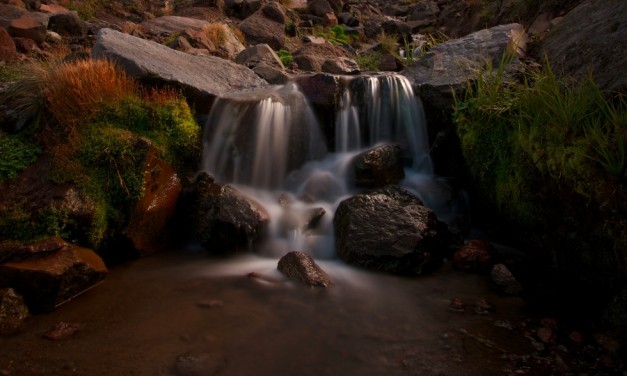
left=202, top=74, right=466, bottom=259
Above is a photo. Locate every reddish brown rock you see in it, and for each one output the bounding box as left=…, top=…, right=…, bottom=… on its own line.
left=39, top=4, right=71, bottom=14
left=12, top=36, right=35, bottom=53
left=123, top=148, right=181, bottom=255
left=0, top=240, right=107, bottom=312
left=0, top=237, right=66, bottom=263
left=238, top=9, right=285, bottom=50
left=7, top=12, right=48, bottom=44
left=0, top=27, right=16, bottom=61
left=452, top=239, right=494, bottom=272
left=43, top=321, right=81, bottom=340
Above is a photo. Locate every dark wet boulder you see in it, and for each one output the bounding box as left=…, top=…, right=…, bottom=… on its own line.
left=277, top=251, right=332, bottom=287
left=0, top=239, right=107, bottom=313
left=334, top=185, right=450, bottom=275
left=235, top=43, right=285, bottom=69
left=0, top=288, right=29, bottom=336
left=292, top=42, right=351, bottom=72
left=349, top=144, right=405, bottom=189
left=122, top=147, right=182, bottom=256
left=191, top=173, right=269, bottom=252
left=452, top=239, right=494, bottom=272
left=321, top=57, right=360, bottom=74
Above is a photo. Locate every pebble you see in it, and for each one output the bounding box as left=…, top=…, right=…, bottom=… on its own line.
left=43, top=322, right=82, bottom=341
left=448, top=298, right=465, bottom=312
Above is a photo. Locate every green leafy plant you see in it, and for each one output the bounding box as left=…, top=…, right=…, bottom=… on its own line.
left=0, top=132, right=41, bottom=182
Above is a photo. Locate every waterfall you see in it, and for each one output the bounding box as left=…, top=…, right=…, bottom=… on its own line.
left=335, top=75, right=433, bottom=174
left=201, top=74, right=464, bottom=258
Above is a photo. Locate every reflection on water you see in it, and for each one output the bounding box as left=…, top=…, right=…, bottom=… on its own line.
left=0, top=251, right=543, bottom=376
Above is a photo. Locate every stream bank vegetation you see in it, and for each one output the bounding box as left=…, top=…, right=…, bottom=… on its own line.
left=454, top=55, right=627, bottom=334
left=0, top=59, right=200, bottom=250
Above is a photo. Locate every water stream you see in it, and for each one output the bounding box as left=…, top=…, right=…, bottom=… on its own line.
left=202, top=74, right=465, bottom=259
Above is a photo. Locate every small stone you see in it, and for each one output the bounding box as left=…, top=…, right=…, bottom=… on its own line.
left=448, top=297, right=465, bottom=313
left=536, top=326, right=556, bottom=344
left=493, top=320, right=515, bottom=330
left=43, top=322, right=81, bottom=340
left=568, top=331, right=583, bottom=344
left=473, top=299, right=494, bottom=315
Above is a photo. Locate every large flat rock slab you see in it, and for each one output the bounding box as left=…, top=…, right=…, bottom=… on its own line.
left=91, top=28, right=268, bottom=113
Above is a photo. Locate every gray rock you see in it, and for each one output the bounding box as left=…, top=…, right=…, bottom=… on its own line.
left=0, top=288, right=29, bottom=336
left=541, top=0, right=627, bottom=93
left=402, top=23, right=527, bottom=117
left=253, top=64, right=289, bottom=84
left=277, top=251, right=332, bottom=287
left=261, top=1, right=286, bottom=24
left=235, top=43, right=284, bottom=69
left=91, top=28, right=267, bottom=113
left=238, top=9, right=286, bottom=50
left=334, top=185, right=449, bottom=275
left=321, top=57, right=360, bottom=74
left=140, top=16, right=209, bottom=34
left=349, top=144, right=405, bottom=189
left=309, top=0, right=333, bottom=17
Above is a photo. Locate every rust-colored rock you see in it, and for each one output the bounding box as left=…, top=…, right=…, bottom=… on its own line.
left=0, top=237, right=66, bottom=263
left=39, top=4, right=71, bottom=14
left=452, top=239, right=494, bottom=272
left=0, top=240, right=107, bottom=312
left=123, top=147, right=181, bottom=255
left=238, top=9, right=285, bottom=50
left=7, top=12, right=48, bottom=44
left=43, top=321, right=81, bottom=340
left=0, top=27, right=16, bottom=61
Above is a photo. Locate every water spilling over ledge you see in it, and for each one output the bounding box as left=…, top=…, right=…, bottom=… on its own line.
left=201, top=74, right=466, bottom=258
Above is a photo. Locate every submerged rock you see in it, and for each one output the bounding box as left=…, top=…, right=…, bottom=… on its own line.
left=490, top=263, right=523, bottom=295
left=349, top=144, right=405, bottom=189
left=0, top=288, right=29, bottom=336
left=277, top=251, right=332, bottom=287
left=334, top=185, right=450, bottom=275
left=191, top=173, right=269, bottom=252
left=43, top=321, right=82, bottom=340
left=0, top=239, right=107, bottom=313
left=452, top=239, right=494, bottom=272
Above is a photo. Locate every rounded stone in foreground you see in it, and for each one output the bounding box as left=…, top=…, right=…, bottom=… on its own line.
left=277, top=251, right=332, bottom=288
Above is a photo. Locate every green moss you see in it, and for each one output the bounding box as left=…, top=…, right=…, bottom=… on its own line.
left=0, top=132, right=41, bottom=182
left=277, top=49, right=293, bottom=67
left=0, top=202, right=71, bottom=242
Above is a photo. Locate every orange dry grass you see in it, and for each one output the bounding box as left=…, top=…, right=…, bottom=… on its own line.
left=43, top=59, right=136, bottom=134
left=139, top=86, right=181, bottom=105
left=233, top=27, right=245, bottom=44
left=203, top=23, right=227, bottom=47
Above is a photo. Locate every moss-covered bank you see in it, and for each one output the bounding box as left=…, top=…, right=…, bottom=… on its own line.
left=454, top=57, right=626, bottom=334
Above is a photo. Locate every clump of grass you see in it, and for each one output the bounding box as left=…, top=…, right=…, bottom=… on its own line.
left=313, top=24, right=351, bottom=46
left=356, top=50, right=384, bottom=71
left=277, top=49, right=293, bottom=66
left=203, top=23, right=228, bottom=47
left=66, top=0, right=106, bottom=20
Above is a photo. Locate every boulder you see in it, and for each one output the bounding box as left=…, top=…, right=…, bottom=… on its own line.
left=334, top=185, right=449, bottom=275
left=0, top=237, right=66, bottom=264
left=6, top=10, right=48, bottom=44
left=261, top=1, right=286, bottom=24
left=122, top=147, right=181, bottom=256
left=540, top=0, right=627, bottom=93
left=292, top=42, right=350, bottom=72
left=408, top=1, right=440, bottom=22
left=381, top=19, right=412, bottom=42
left=140, top=15, right=209, bottom=34
left=321, top=56, right=360, bottom=74
left=277, top=251, right=332, bottom=287
left=0, top=239, right=107, bottom=312
left=452, top=239, right=494, bottom=272
left=490, top=263, right=523, bottom=295
left=0, top=27, right=16, bottom=61
left=235, top=43, right=285, bottom=69
left=349, top=144, right=405, bottom=189
left=403, top=23, right=527, bottom=117
left=91, top=28, right=267, bottom=114
left=309, top=0, right=333, bottom=17
left=0, top=288, right=29, bottom=336
left=47, top=11, right=87, bottom=36
left=253, top=64, right=289, bottom=84
left=338, top=12, right=360, bottom=27
left=238, top=8, right=286, bottom=50
left=191, top=174, right=270, bottom=252
left=294, top=73, right=342, bottom=107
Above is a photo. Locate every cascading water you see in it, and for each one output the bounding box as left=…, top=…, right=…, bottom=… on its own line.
left=202, top=74, right=465, bottom=259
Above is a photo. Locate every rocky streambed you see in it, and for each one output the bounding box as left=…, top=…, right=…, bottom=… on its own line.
left=0, top=250, right=622, bottom=376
